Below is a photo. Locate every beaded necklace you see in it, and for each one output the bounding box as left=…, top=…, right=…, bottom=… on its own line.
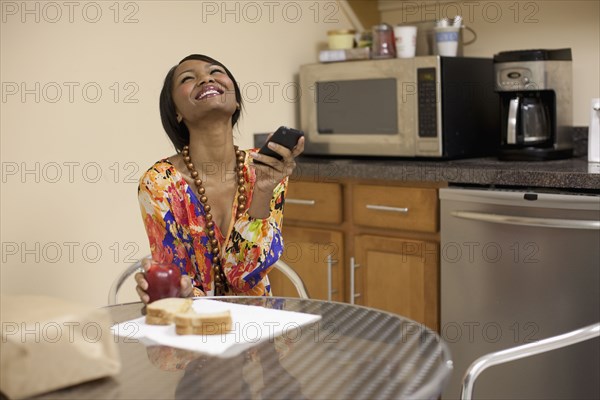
left=181, top=145, right=246, bottom=295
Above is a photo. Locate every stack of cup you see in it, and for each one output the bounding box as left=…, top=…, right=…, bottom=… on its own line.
left=393, top=25, right=417, bottom=58
left=434, top=26, right=460, bottom=56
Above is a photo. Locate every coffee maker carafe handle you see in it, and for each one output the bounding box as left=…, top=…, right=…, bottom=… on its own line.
left=507, top=96, right=520, bottom=144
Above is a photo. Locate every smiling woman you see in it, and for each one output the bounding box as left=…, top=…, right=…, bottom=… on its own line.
left=134, top=54, right=305, bottom=302
left=159, top=54, right=243, bottom=152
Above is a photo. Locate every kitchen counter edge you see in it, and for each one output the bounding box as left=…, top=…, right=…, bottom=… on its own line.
left=292, top=156, right=600, bottom=191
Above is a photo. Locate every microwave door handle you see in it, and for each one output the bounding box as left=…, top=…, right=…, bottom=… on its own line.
left=507, top=97, right=519, bottom=144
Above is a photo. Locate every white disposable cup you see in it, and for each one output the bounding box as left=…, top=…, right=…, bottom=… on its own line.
left=393, top=26, right=417, bottom=58
left=434, top=26, right=460, bottom=57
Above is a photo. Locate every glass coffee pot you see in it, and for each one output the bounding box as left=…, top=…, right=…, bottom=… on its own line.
left=506, top=94, right=551, bottom=146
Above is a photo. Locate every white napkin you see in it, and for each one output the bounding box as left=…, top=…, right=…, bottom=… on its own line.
left=111, top=299, right=321, bottom=358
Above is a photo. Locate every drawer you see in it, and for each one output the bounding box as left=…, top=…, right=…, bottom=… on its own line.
left=353, top=185, right=438, bottom=232
left=285, top=181, right=342, bottom=224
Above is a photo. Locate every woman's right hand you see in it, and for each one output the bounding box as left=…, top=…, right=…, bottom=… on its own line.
left=134, top=258, right=153, bottom=304
left=134, top=258, right=195, bottom=304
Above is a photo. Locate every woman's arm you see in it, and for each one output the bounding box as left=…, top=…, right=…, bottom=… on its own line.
left=223, top=138, right=303, bottom=295
left=222, top=177, right=288, bottom=294
left=136, top=164, right=198, bottom=301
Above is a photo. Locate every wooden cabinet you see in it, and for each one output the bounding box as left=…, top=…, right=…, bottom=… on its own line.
left=352, top=185, right=439, bottom=232
left=346, top=0, right=381, bottom=30
left=353, top=235, right=439, bottom=331
left=282, top=181, right=342, bottom=224
left=270, top=179, right=443, bottom=331
left=270, top=226, right=344, bottom=302
left=269, top=181, right=344, bottom=301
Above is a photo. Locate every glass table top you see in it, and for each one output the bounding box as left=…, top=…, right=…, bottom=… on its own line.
left=30, top=297, right=453, bottom=400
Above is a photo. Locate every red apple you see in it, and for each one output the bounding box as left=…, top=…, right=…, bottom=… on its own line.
left=145, top=263, right=182, bottom=303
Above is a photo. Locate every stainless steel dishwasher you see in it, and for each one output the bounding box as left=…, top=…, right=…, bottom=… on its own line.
left=440, top=187, right=600, bottom=400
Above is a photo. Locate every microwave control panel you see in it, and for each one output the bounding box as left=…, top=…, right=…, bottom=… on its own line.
left=417, top=67, right=438, bottom=138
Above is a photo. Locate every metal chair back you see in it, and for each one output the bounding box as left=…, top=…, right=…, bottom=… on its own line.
left=460, top=323, right=600, bottom=400
left=108, top=257, right=309, bottom=305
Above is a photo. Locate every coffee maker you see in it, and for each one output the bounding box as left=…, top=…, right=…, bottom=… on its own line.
left=494, top=49, right=573, bottom=160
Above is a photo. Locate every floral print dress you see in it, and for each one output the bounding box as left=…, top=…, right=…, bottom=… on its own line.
left=137, top=150, right=287, bottom=297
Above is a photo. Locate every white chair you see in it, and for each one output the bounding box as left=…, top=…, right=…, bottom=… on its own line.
left=108, top=257, right=309, bottom=305
left=460, top=322, right=600, bottom=400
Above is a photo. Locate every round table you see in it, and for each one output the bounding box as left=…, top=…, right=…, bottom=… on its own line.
left=32, top=297, right=453, bottom=400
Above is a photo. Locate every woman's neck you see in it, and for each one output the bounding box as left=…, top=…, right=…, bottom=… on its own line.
left=186, top=121, right=237, bottom=181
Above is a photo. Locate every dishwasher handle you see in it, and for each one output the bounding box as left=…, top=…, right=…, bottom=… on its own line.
left=451, top=211, right=600, bottom=230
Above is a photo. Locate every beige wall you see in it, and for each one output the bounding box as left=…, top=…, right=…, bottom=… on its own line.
left=0, top=1, right=354, bottom=306
left=379, top=0, right=600, bottom=125
left=3, top=1, right=598, bottom=307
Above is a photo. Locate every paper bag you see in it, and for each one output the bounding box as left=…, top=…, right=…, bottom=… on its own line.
left=0, top=295, right=121, bottom=399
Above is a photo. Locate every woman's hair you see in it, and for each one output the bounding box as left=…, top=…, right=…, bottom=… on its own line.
left=159, top=54, right=243, bottom=152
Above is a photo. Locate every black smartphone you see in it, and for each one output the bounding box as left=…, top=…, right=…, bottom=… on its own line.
left=256, top=126, right=304, bottom=162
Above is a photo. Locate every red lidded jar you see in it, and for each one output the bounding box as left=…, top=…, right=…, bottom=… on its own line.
left=371, top=24, right=396, bottom=59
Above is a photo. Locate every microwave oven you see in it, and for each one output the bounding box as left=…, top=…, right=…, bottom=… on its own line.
left=299, top=56, right=499, bottom=158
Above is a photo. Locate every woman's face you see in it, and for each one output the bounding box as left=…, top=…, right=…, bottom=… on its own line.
left=171, top=59, right=238, bottom=126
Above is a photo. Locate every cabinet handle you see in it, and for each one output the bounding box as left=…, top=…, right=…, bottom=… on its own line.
left=287, top=199, right=316, bottom=206
left=366, top=204, right=409, bottom=213
left=326, top=255, right=339, bottom=301
left=349, top=257, right=361, bottom=304
left=327, top=255, right=333, bottom=301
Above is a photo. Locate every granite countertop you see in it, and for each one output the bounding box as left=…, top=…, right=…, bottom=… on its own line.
left=293, top=155, right=600, bottom=191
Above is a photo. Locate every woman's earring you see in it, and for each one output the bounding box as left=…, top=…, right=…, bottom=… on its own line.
left=236, top=104, right=240, bottom=110
left=177, top=114, right=183, bottom=123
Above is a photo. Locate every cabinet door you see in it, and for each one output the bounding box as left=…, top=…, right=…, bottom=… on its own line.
left=284, top=181, right=342, bottom=224
left=353, top=185, right=438, bottom=233
left=353, top=235, right=439, bottom=331
left=269, top=226, right=344, bottom=301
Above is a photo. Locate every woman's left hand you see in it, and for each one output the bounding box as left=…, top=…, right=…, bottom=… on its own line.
left=248, top=136, right=305, bottom=218
left=135, top=257, right=196, bottom=304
